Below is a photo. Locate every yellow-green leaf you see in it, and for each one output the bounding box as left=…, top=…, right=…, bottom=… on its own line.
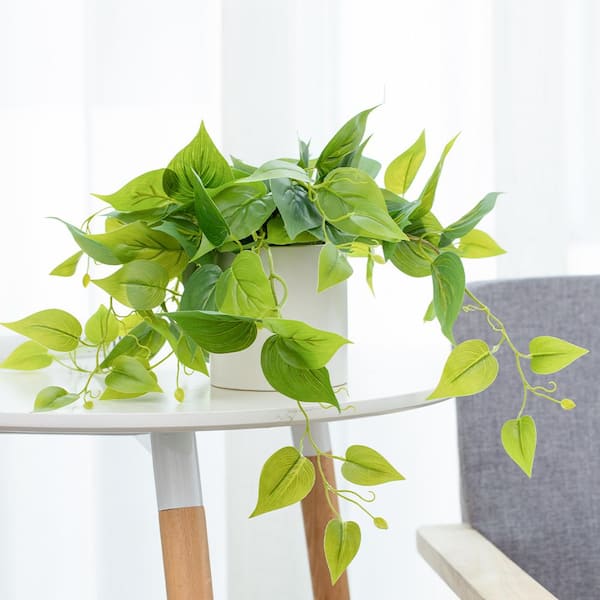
left=324, top=519, right=361, bottom=584
left=92, top=260, right=168, bottom=310
left=50, top=251, right=83, bottom=277
left=0, top=341, right=53, bottom=371
left=250, top=446, right=315, bottom=517
left=1, top=309, right=82, bottom=352
left=105, top=356, right=163, bottom=395
left=384, top=130, right=426, bottom=194
left=457, top=229, right=506, bottom=258
left=529, top=336, right=589, bottom=375
left=318, top=244, right=353, bottom=292
left=85, top=305, right=120, bottom=345
left=428, top=339, right=499, bottom=400
left=34, top=386, right=79, bottom=412
left=341, top=445, right=404, bottom=486
left=501, top=416, right=537, bottom=477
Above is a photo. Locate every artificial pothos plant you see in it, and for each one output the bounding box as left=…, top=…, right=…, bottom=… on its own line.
left=0, top=108, right=588, bottom=582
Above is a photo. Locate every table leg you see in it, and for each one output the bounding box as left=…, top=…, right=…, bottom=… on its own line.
left=292, top=422, right=351, bottom=600
left=151, top=432, right=213, bottom=600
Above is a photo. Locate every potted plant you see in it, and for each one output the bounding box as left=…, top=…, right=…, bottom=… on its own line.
left=0, top=107, right=588, bottom=582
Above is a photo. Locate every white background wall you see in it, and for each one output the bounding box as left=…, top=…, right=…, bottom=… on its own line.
left=0, top=1, right=598, bottom=598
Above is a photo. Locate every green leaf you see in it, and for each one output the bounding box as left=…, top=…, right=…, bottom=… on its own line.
left=390, top=240, right=436, bottom=277
left=271, top=178, right=322, bottom=240
left=324, top=519, right=361, bottom=584
left=165, top=121, right=233, bottom=201
left=105, top=356, right=163, bottom=395
left=298, top=138, right=310, bottom=168
left=1, top=309, right=82, bottom=352
left=83, top=222, right=187, bottom=277
left=34, top=386, right=79, bottom=412
left=0, top=341, right=53, bottom=371
left=317, top=168, right=407, bottom=242
left=55, top=219, right=120, bottom=265
left=373, top=517, right=388, bottom=530
left=501, top=416, right=537, bottom=477
left=341, top=445, right=404, bottom=486
left=439, top=192, right=501, bottom=247
left=85, top=304, right=120, bottom=345
left=215, top=251, right=278, bottom=319
left=99, top=388, right=144, bottom=400
left=316, top=107, right=375, bottom=179
left=411, top=134, right=459, bottom=220
left=318, top=244, right=354, bottom=292
left=250, top=446, right=315, bottom=517
left=50, top=251, right=83, bottom=277
left=190, top=169, right=230, bottom=247
left=92, top=260, right=168, bottom=310
left=180, top=264, right=222, bottom=311
left=428, top=339, right=499, bottom=400
left=384, top=130, right=426, bottom=194
left=457, top=229, right=506, bottom=258
left=212, top=181, right=275, bottom=240
left=529, top=336, right=589, bottom=374
left=266, top=215, right=319, bottom=246
left=423, top=300, right=436, bottom=322
left=431, top=253, right=465, bottom=344
left=356, top=156, right=381, bottom=180
left=167, top=310, right=257, bottom=354
left=262, top=318, right=350, bottom=369
left=175, top=334, right=208, bottom=375
left=92, top=169, right=172, bottom=211
left=100, top=322, right=165, bottom=368
left=241, top=159, right=311, bottom=184
left=260, top=335, right=339, bottom=408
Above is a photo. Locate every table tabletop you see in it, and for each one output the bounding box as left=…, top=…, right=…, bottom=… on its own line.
left=0, top=338, right=444, bottom=435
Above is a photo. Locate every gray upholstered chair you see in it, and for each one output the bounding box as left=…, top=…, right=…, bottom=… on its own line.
left=417, top=276, right=600, bottom=600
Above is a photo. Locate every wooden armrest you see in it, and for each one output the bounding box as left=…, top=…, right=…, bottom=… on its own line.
left=416, top=524, right=558, bottom=600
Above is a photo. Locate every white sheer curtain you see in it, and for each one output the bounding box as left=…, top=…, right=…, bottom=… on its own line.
left=0, top=1, right=596, bottom=598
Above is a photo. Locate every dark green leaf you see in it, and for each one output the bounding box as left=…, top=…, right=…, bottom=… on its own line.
left=168, top=310, right=257, bottom=354
left=180, top=264, right=222, bottom=311
left=260, top=335, right=339, bottom=408
left=316, top=107, right=375, bottom=179
left=100, top=322, right=165, bottom=369
left=190, top=169, right=230, bottom=247
left=431, top=252, right=465, bottom=343
left=271, top=178, right=322, bottom=240
left=439, top=193, right=501, bottom=247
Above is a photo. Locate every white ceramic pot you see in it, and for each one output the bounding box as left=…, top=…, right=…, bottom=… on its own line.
left=209, top=244, right=348, bottom=391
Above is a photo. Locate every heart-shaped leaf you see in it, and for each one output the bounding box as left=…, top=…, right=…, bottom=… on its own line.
left=34, top=386, right=79, bottom=412
left=105, top=356, right=163, bottom=395
left=180, top=265, right=222, bottom=311
left=92, top=260, right=168, bottom=310
left=85, top=305, right=120, bottom=345
left=270, top=178, right=322, bottom=240
left=341, top=445, right=404, bottom=486
left=501, top=416, right=537, bottom=477
left=318, top=244, right=353, bottom=292
left=529, top=336, right=589, bottom=374
left=250, top=446, right=315, bottom=517
left=428, top=339, right=499, bottom=400
left=431, top=252, right=465, bottom=344
left=324, top=519, right=361, bottom=584
left=1, top=309, right=82, bottom=352
left=0, top=341, right=53, bottom=371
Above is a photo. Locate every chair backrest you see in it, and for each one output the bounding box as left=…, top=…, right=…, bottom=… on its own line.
left=454, top=276, right=600, bottom=600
